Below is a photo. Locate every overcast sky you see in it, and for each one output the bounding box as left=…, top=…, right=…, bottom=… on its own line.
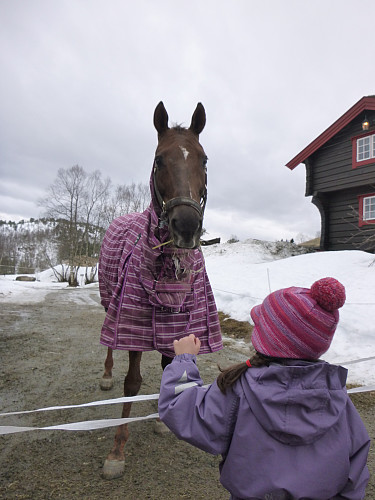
left=1, top=0, right=374, bottom=242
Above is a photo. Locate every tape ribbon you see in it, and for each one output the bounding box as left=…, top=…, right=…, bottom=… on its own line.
left=1, top=358, right=374, bottom=436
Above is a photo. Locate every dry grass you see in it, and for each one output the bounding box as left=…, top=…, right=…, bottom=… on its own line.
left=218, top=311, right=253, bottom=341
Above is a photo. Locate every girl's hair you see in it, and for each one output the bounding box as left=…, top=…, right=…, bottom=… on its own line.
left=216, top=352, right=313, bottom=394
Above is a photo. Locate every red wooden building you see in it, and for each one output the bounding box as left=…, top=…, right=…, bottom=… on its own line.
left=287, top=96, right=375, bottom=253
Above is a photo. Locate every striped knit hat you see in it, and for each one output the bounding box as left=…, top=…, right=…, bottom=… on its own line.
left=250, top=277, right=346, bottom=360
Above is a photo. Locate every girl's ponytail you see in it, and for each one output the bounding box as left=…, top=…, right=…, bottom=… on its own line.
left=217, top=352, right=295, bottom=394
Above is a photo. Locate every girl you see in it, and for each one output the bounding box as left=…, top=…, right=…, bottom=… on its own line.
left=158, top=277, right=370, bottom=499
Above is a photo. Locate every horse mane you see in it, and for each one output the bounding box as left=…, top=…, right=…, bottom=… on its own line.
left=171, top=123, right=187, bottom=133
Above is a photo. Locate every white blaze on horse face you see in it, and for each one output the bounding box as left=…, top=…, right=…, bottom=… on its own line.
left=179, top=146, right=189, bottom=160
left=178, top=145, right=193, bottom=199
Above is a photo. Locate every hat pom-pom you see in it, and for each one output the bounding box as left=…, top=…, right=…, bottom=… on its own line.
left=310, top=277, right=346, bottom=311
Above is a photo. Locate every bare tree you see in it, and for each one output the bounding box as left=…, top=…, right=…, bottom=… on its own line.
left=0, top=228, right=17, bottom=274
left=132, top=182, right=150, bottom=212
left=101, top=181, right=150, bottom=228
left=340, top=204, right=375, bottom=257
left=38, top=165, right=150, bottom=284
left=81, top=170, right=111, bottom=259
left=39, top=165, right=89, bottom=285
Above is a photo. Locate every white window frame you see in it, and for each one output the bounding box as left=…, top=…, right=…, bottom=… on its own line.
left=363, top=195, right=375, bottom=221
left=357, top=134, right=375, bottom=162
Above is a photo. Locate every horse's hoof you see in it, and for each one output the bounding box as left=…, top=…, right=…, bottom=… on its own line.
left=100, top=377, right=114, bottom=391
left=101, top=459, right=125, bottom=479
left=154, top=419, right=170, bottom=435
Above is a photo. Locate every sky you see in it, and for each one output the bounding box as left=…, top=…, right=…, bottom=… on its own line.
left=1, top=242, right=374, bottom=388
left=1, top=0, right=375, bottom=243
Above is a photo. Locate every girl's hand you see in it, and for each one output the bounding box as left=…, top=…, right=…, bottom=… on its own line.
left=173, top=334, right=201, bottom=356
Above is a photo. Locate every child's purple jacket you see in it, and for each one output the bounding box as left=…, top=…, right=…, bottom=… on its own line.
left=158, top=354, right=370, bottom=499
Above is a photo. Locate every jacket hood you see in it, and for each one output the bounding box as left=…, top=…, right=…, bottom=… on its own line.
left=241, top=361, right=348, bottom=445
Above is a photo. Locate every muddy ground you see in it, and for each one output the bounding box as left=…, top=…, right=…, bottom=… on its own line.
left=0, top=286, right=374, bottom=499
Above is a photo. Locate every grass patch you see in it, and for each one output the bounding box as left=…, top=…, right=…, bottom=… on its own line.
left=347, top=384, right=375, bottom=410
left=218, top=311, right=253, bottom=341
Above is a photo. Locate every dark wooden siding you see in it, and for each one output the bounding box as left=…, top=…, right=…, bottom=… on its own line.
left=303, top=108, right=375, bottom=253
left=307, top=112, right=375, bottom=195
left=322, top=188, right=375, bottom=252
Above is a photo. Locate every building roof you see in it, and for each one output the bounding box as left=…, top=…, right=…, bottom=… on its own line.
left=286, top=95, right=375, bottom=170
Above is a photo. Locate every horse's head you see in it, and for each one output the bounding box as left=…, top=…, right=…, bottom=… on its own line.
left=153, top=102, right=207, bottom=249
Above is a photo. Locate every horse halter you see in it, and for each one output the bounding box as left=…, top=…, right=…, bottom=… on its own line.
left=152, top=161, right=207, bottom=221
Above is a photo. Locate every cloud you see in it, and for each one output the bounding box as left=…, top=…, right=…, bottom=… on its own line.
left=0, top=0, right=374, bottom=239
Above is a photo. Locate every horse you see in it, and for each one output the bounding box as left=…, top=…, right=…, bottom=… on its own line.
left=98, top=102, right=222, bottom=479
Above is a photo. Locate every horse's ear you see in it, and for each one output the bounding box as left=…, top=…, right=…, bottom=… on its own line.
left=189, top=103, right=206, bottom=136
left=154, top=101, right=169, bottom=136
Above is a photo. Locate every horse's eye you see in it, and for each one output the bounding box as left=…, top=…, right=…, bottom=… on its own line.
left=203, top=156, right=208, bottom=168
left=154, top=156, right=163, bottom=168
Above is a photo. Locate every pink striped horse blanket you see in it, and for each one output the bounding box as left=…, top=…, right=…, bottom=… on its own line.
left=99, top=193, right=222, bottom=358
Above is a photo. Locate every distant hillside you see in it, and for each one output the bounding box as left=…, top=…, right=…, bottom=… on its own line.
left=0, top=218, right=104, bottom=275
left=299, top=237, right=321, bottom=249
left=0, top=218, right=318, bottom=276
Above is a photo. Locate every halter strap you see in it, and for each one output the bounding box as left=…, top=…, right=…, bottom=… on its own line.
left=163, top=196, right=203, bottom=216
left=153, top=163, right=207, bottom=218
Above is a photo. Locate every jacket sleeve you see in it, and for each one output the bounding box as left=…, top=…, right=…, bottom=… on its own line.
left=158, top=353, right=239, bottom=456
left=334, top=399, right=370, bottom=499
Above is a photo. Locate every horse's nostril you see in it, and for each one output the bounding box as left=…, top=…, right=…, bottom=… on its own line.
left=172, top=215, right=200, bottom=235
left=171, top=217, right=190, bottom=238
left=170, top=210, right=202, bottom=248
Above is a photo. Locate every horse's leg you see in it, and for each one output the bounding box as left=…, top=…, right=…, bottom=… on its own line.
left=100, top=347, right=114, bottom=390
left=154, top=354, right=173, bottom=435
left=102, top=351, right=142, bottom=479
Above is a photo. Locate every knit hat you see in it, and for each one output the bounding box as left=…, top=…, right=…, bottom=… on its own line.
left=250, top=277, right=346, bottom=360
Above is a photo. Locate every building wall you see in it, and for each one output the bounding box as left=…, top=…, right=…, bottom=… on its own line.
left=305, top=111, right=375, bottom=253
left=316, top=188, right=375, bottom=253
left=306, top=112, right=375, bottom=196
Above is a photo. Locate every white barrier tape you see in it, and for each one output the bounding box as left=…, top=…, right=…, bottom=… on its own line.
left=0, top=352, right=373, bottom=437
left=347, top=385, right=375, bottom=394
left=0, top=380, right=374, bottom=420
left=0, top=385, right=211, bottom=419
left=0, top=384, right=374, bottom=436
left=0, top=412, right=160, bottom=435
left=339, top=356, right=375, bottom=365
left=0, top=393, right=160, bottom=417
left=1, top=385, right=374, bottom=436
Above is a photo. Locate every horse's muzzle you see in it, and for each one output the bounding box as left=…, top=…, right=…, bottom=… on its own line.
left=169, top=205, right=203, bottom=249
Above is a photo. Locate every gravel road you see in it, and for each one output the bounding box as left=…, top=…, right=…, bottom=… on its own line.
left=0, top=286, right=373, bottom=499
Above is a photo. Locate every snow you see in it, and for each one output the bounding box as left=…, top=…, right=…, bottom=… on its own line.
left=203, top=241, right=375, bottom=386
left=0, top=266, right=97, bottom=303
left=1, top=241, right=374, bottom=386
